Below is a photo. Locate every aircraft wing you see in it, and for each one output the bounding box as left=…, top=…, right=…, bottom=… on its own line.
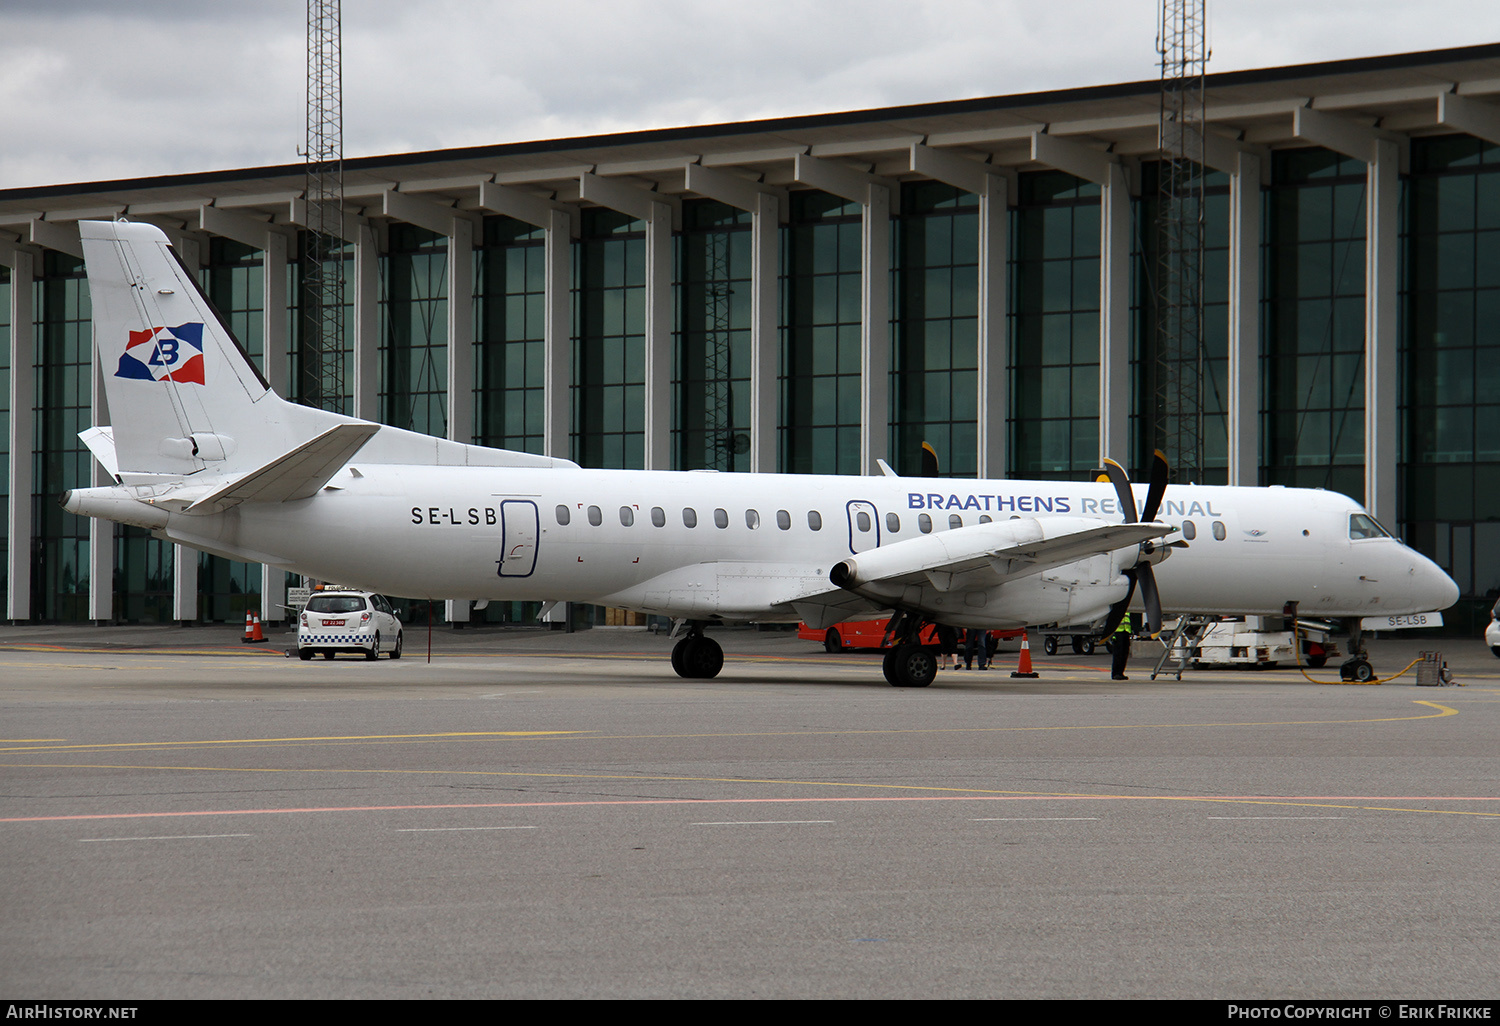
left=786, top=516, right=1174, bottom=618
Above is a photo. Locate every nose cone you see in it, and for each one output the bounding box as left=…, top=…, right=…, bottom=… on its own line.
left=1414, top=551, right=1460, bottom=612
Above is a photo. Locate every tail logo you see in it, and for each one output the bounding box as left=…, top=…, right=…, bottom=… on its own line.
left=116, top=323, right=205, bottom=384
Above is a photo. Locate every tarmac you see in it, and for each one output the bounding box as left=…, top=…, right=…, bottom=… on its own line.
left=3, top=618, right=1496, bottom=999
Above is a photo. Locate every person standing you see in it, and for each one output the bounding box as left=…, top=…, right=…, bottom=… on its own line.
left=963, top=627, right=989, bottom=670
left=1111, top=613, right=1136, bottom=680
left=935, top=623, right=960, bottom=670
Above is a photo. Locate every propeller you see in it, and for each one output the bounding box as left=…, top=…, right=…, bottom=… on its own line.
left=1098, top=450, right=1171, bottom=637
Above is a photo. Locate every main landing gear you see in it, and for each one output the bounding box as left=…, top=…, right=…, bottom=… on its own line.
left=880, top=611, right=939, bottom=688
left=670, top=623, right=724, bottom=679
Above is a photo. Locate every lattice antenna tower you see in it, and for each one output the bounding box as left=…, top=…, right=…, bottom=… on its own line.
left=303, top=0, right=347, bottom=413
left=1154, top=0, right=1209, bottom=481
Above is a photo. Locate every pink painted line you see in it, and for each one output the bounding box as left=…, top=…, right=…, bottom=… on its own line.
left=4, top=793, right=1497, bottom=824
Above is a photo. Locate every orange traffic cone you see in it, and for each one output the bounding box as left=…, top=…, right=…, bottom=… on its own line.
left=241, top=611, right=255, bottom=643
left=246, top=611, right=267, bottom=644
left=1011, top=631, right=1040, bottom=678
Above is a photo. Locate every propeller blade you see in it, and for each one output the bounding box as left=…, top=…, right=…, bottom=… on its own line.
left=1142, top=449, right=1169, bottom=523
left=1101, top=570, right=1138, bottom=637
left=1138, top=563, right=1163, bottom=636
left=920, top=441, right=940, bottom=478
left=1101, top=459, right=1137, bottom=524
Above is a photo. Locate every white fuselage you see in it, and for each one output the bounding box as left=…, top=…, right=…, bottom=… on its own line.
left=147, top=465, right=1457, bottom=626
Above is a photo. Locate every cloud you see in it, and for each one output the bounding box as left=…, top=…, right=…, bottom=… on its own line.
left=3, top=0, right=1499, bottom=189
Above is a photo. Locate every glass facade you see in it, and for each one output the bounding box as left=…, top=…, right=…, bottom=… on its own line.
left=1401, top=135, right=1500, bottom=625
left=32, top=253, right=95, bottom=620
left=6, top=125, right=1500, bottom=631
left=1262, top=148, right=1368, bottom=496
left=199, top=239, right=265, bottom=622
left=781, top=191, right=865, bottom=474
left=476, top=216, right=547, bottom=453
left=291, top=232, right=352, bottom=412
left=676, top=200, right=753, bottom=471
left=380, top=224, right=448, bottom=437
left=573, top=209, right=646, bottom=469
left=892, top=182, right=979, bottom=477
left=1009, top=171, right=1102, bottom=480
left=1136, top=164, right=1232, bottom=483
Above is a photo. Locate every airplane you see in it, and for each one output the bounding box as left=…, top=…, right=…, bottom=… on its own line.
left=61, top=220, right=1458, bottom=687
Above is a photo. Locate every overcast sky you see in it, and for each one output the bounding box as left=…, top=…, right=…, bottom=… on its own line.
left=3, top=0, right=1500, bottom=191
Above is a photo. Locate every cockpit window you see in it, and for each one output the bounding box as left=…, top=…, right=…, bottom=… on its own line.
left=1349, top=513, right=1391, bottom=540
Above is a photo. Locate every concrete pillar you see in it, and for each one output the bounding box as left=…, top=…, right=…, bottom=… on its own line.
left=1098, top=163, right=1131, bottom=466
left=446, top=217, right=475, bottom=626
left=643, top=200, right=672, bottom=471
left=976, top=173, right=1009, bottom=480
left=6, top=249, right=34, bottom=621
left=544, top=208, right=572, bottom=460
left=1366, top=139, right=1399, bottom=527
left=351, top=222, right=379, bottom=422
left=1226, top=150, right=1262, bottom=487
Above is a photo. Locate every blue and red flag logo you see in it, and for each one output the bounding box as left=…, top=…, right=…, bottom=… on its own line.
left=116, top=323, right=206, bottom=384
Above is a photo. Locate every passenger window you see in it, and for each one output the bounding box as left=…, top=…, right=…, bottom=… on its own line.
left=1212, top=520, right=1226, bottom=541
left=683, top=507, right=697, bottom=528
left=555, top=505, right=570, bottom=526
left=619, top=506, right=634, bottom=527
left=948, top=514, right=963, bottom=530
left=919, top=513, right=932, bottom=534
left=651, top=506, right=665, bottom=527
left=588, top=505, right=602, bottom=527
left=886, top=512, right=900, bottom=533
left=746, top=509, right=761, bottom=530
left=1181, top=519, right=1196, bottom=541
left=979, top=515, right=992, bottom=524
left=777, top=510, right=791, bottom=531
left=808, top=511, right=823, bottom=531
left=856, top=511, right=871, bottom=532
left=714, top=508, right=729, bottom=529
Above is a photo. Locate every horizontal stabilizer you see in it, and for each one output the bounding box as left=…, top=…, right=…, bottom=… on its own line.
left=185, top=423, right=380, bottom=513
left=80, top=426, right=119, bottom=480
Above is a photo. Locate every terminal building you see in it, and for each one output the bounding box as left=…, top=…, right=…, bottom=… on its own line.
left=2, top=43, right=1498, bottom=630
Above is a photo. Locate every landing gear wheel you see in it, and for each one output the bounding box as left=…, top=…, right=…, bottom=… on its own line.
left=672, top=636, right=724, bottom=679
left=298, top=648, right=313, bottom=661
left=884, top=644, right=938, bottom=688
left=366, top=633, right=380, bottom=661
left=1340, top=657, right=1375, bottom=682
left=824, top=628, right=843, bottom=653
left=391, top=631, right=403, bottom=660
left=1043, top=635, right=1058, bottom=656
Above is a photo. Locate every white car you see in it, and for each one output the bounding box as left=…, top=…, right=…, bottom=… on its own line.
left=1487, top=598, right=1500, bottom=658
left=298, top=589, right=404, bottom=661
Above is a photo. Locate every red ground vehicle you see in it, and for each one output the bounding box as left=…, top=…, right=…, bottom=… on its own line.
left=799, top=619, right=1024, bottom=653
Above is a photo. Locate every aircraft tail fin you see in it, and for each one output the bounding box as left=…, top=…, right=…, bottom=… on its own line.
left=79, top=219, right=579, bottom=480
left=80, top=219, right=345, bottom=480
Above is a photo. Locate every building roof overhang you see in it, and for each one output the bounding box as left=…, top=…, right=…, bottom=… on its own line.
left=4, top=42, right=1500, bottom=237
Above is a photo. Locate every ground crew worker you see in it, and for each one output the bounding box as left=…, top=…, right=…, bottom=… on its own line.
left=1111, top=613, right=1137, bottom=681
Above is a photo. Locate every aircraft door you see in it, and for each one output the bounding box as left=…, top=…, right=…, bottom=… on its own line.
left=846, top=500, right=881, bottom=555
left=497, top=500, right=540, bottom=578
